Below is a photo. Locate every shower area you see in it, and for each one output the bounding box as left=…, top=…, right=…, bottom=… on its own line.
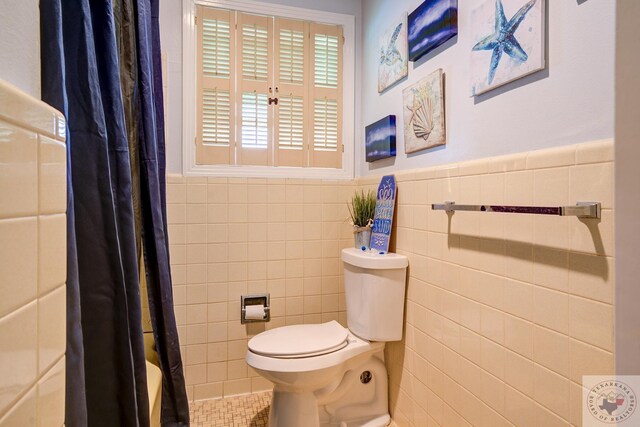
left=0, top=0, right=192, bottom=425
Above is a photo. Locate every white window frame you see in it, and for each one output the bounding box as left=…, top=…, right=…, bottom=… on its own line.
left=182, top=0, right=355, bottom=179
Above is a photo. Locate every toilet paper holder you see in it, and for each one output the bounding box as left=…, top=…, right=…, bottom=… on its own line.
left=241, top=293, right=271, bottom=324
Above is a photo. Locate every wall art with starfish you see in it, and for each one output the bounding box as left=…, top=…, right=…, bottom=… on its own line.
left=470, top=0, right=545, bottom=96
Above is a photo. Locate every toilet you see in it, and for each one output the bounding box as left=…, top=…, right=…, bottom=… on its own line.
left=246, top=248, right=408, bottom=427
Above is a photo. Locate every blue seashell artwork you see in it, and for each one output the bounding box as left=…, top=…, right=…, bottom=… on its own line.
left=408, top=0, right=458, bottom=62
left=365, top=116, right=396, bottom=162
left=470, top=0, right=545, bottom=96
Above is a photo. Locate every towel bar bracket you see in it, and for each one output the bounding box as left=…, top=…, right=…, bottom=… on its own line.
left=561, top=202, right=601, bottom=219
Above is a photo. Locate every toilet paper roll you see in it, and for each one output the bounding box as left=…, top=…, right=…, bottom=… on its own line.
left=245, top=304, right=266, bottom=320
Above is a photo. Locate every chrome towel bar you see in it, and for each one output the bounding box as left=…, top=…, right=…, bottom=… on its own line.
left=431, top=201, right=601, bottom=219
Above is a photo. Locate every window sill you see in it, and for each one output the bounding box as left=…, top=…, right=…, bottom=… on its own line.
left=184, top=163, right=353, bottom=180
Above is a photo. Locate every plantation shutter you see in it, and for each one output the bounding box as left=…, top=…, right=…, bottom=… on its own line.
left=196, top=6, right=235, bottom=164
left=194, top=7, right=344, bottom=171
left=237, top=12, right=273, bottom=166
left=274, top=18, right=309, bottom=167
left=309, top=23, right=342, bottom=169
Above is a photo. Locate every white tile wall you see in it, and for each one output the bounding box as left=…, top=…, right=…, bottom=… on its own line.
left=167, top=176, right=355, bottom=400
left=360, top=139, right=615, bottom=427
left=0, top=80, right=66, bottom=427
left=169, top=140, right=614, bottom=425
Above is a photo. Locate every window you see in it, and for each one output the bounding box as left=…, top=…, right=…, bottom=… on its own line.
left=192, top=4, right=345, bottom=173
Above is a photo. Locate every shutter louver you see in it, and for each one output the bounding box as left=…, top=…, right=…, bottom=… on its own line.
left=241, top=91, right=269, bottom=148
left=278, top=94, right=304, bottom=149
left=202, top=18, right=230, bottom=78
left=314, top=34, right=339, bottom=88
left=313, top=98, right=338, bottom=151
left=202, top=88, right=231, bottom=146
left=242, top=23, right=269, bottom=81
left=279, top=28, right=305, bottom=85
left=196, top=6, right=235, bottom=165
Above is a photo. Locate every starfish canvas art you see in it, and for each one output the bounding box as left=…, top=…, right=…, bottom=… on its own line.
left=470, top=0, right=545, bottom=96
left=378, top=14, right=408, bottom=92
left=402, top=69, right=446, bottom=154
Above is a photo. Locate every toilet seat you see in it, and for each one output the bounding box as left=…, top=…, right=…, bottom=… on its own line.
left=247, top=328, right=384, bottom=375
left=248, top=321, right=349, bottom=358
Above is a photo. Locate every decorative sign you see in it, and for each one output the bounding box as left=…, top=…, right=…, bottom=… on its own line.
left=370, top=175, right=397, bottom=254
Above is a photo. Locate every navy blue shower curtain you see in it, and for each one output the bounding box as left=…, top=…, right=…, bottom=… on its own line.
left=40, top=0, right=189, bottom=426
left=134, top=0, right=190, bottom=424
left=39, top=2, right=88, bottom=425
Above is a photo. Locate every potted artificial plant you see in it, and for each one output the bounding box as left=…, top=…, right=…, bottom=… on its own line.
left=348, top=190, right=377, bottom=251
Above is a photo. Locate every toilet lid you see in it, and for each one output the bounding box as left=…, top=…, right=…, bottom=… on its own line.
left=248, top=321, right=349, bottom=358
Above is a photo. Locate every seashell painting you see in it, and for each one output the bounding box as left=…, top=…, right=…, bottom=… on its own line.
left=402, top=68, right=445, bottom=153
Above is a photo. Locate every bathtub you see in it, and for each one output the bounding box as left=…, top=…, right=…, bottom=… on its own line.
left=146, top=360, right=162, bottom=427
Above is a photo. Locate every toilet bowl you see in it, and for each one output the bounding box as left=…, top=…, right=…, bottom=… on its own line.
left=247, top=321, right=389, bottom=427
left=246, top=248, right=408, bottom=427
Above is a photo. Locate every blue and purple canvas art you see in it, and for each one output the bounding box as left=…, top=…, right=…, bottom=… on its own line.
left=408, top=0, right=458, bottom=62
left=365, top=116, right=396, bottom=163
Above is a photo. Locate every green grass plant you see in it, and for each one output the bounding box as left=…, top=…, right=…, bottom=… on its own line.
left=348, top=190, right=376, bottom=228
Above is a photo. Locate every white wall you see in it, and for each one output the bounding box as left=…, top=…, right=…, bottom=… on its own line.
left=160, top=1, right=184, bottom=174
left=160, top=0, right=362, bottom=174
left=615, top=0, right=640, bottom=375
left=360, top=0, right=615, bottom=176
left=0, top=0, right=40, bottom=98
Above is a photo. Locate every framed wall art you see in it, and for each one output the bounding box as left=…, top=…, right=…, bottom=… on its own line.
left=378, top=14, right=408, bottom=92
left=365, top=115, right=397, bottom=162
left=470, top=0, right=545, bottom=96
left=402, top=69, right=445, bottom=153
left=408, top=0, right=458, bottom=62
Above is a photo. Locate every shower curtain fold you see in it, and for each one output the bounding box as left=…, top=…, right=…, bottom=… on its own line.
left=40, top=0, right=188, bottom=425
left=39, top=2, right=88, bottom=426
left=114, top=0, right=143, bottom=260
left=133, top=0, right=190, bottom=424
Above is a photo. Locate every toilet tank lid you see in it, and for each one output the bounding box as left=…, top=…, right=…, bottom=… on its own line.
left=341, top=248, right=408, bottom=269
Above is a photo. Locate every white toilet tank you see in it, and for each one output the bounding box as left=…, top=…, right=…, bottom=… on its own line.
left=341, top=248, right=408, bottom=341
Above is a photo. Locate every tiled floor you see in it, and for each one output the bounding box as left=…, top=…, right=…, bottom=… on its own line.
left=189, top=392, right=271, bottom=427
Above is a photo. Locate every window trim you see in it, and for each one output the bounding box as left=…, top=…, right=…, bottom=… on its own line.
left=182, top=0, right=355, bottom=179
